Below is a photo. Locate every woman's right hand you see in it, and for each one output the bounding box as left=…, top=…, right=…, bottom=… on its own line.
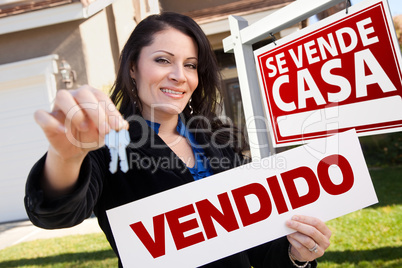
left=33, top=85, right=128, bottom=195
left=34, top=85, right=127, bottom=161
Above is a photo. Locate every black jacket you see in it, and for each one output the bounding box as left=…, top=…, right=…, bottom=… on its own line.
left=25, top=117, right=316, bottom=267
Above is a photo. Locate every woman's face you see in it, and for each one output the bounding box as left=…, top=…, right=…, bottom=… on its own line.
left=130, top=27, right=199, bottom=121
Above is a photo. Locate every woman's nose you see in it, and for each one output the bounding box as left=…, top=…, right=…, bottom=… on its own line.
left=168, top=65, right=186, bottom=83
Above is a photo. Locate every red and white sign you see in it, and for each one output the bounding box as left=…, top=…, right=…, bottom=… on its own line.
left=255, top=0, right=402, bottom=147
left=107, top=130, right=377, bottom=267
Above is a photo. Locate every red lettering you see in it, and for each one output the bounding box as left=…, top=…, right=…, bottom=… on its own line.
left=232, top=183, right=272, bottom=227
left=317, top=154, right=354, bottom=195
left=129, top=154, right=356, bottom=258
left=266, top=175, right=289, bottom=214
left=129, top=214, right=166, bottom=258
left=282, top=166, right=320, bottom=209
left=196, top=192, right=239, bottom=239
left=165, top=204, right=205, bottom=250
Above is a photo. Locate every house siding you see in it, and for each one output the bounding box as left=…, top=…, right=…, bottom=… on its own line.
left=0, top=20, right=88, bottom=89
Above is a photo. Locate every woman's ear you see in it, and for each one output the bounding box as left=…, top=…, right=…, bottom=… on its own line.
left=130, top=65, right=136, bottom=79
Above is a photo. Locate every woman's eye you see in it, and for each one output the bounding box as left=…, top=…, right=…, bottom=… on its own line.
left=155, top=58, right=170, bottom=64
left=185, top=63, right=197, bottom=70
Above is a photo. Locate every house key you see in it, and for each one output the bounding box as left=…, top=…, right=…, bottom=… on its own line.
left=105, top=129, right=130, bottom=174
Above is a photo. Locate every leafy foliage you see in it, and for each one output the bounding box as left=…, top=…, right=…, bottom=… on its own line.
left=360, top=132, right=402, bottom=167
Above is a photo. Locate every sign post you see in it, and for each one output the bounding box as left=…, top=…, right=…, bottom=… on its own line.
left=228, top=15, right=273, bottom=160
left=223, top=0, right=346, bottom=159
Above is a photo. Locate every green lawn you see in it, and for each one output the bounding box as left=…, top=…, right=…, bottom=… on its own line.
left=0, top=167, right=401, bottom=267
left=0, top=233, right=117, bottom=267
left=318, top=167, right=402, bottom=268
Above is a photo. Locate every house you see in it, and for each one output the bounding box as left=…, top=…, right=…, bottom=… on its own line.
left=0, top=0, right=160, bottom=223
left=393, top=15, right=402, bottom=46
left=0, top=0, right=299, bottom=223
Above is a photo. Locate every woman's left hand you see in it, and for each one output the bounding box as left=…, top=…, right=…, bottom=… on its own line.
left=286, top=215, right=331, bottom=262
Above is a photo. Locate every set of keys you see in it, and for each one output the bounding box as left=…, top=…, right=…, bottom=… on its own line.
left=104, top=129, right=130, bottom=174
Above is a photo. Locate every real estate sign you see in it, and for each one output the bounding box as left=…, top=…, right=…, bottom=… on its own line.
left=255, top=0, right=402, bottom=147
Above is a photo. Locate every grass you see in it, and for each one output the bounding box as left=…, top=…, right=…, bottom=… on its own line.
left=319, top=166, right=402, bottom=268
left=0, top=167, right=401, bottom=267
left=0, top=233, right=117, bottom=267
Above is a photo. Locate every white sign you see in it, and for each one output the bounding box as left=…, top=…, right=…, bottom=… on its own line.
left=255, top=0, right=402, bottom=147
left=107, top=130, right=378, bottom=267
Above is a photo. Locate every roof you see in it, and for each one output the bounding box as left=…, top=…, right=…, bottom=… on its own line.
left=0, top=0, right=113, bottom=35
left=0, top=0, right=79, bottom=18
left=184, top=0, right=295, bottom=24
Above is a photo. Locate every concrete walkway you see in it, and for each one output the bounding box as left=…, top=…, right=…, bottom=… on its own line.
left=0, top=217, right=102, bottom=251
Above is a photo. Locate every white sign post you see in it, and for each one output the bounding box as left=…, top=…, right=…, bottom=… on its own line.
left=107, top=130, right=378, bottom=268
left=223, top=0, right=346, bottom=159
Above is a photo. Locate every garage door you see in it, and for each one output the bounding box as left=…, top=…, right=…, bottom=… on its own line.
left=0, top=55, right=58, bottom=223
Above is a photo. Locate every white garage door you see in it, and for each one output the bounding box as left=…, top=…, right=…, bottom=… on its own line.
left=0, top=55, right=58, bottom=223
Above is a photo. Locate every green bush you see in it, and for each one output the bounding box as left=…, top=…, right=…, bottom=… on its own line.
left=360, top=132, right=402, bottom=167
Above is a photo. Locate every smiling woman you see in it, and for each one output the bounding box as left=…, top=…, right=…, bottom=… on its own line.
left=24, top=12, right=332, bottom=268
left=130, top=28, right=199, bottom=120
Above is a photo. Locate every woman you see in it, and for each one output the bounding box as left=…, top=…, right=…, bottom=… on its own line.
left=25, top=12, right=331, bottom=267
